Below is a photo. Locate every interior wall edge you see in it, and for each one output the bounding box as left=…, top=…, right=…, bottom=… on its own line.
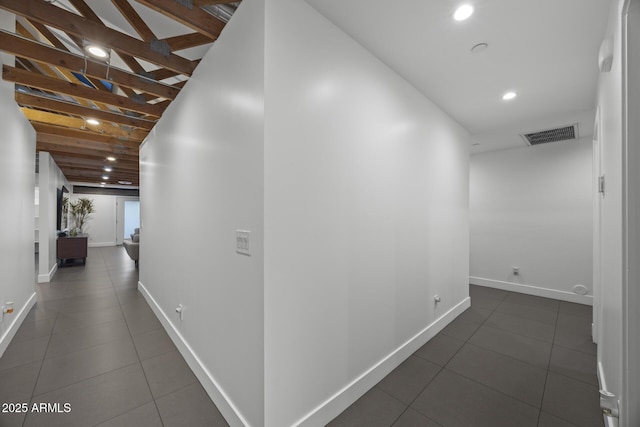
left=294, top=297, right=471, bottom=427
left=137, top=280, right=250, bottom=427
left=36, top=261, right=57, bottom=284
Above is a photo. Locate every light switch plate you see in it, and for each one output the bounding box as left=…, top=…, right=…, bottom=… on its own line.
left=236, top=230, right=251, bottom=256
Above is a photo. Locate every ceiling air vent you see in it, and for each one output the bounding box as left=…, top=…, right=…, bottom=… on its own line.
left=521, top=124, right=578, bottom=146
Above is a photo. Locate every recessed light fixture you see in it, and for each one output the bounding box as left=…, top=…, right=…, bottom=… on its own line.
left=86, top=118, right=100, bottom=126
left=102, top=175, right=109, bottom=180
left=502, top=91, right=517, bottom=100
left=85, top=44, right=109, bottom=59
left=106, top=156, right=116, bottom=162
left=101, top=182, right=106, bottom=185
left=454, top=4, right=474, bottom=21
left=118, top=181, right=132, bottom=185
left=103, top=167, right=112, bottom=172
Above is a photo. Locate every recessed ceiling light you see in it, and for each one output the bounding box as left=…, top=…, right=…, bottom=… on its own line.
left=103, top=167, right=112, bottom=172
left=102, top=175, right=109, bottom=180
left=106, top=156, right=116, bottom=162
left=86, top=118, right=100, bottom=126
left=502, top=91, right=517, bottom=100
left=85, top=44, right=109, bottom=59
left=118, top=181, right=132, bottom=185
left=454, top=4, right=474, bottom=21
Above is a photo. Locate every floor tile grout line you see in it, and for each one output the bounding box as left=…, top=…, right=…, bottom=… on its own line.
left=398, top=294, right=500, bottom=420
left=21, top=294, right=63, bottom=427
left=406, top=367, right=542, bottom=425
left=111, top=261, right=168, bottom=427
left=536, top=297, right=562, bottom=427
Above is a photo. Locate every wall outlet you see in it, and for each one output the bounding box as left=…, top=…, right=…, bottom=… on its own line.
left=513, top=266, right=520, bottom=275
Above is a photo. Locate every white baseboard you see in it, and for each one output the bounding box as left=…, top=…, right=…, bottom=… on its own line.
left=88, top=242, right=116, bottom=248
left=0, top=293, right=36, bottom=357
left=296, top=297, right=471, bottom=427
left=37, top=262, right=58, bottom=283
left=138, top=281, right=249, bottom=427
left=470, top=276, right=593, bottom=305
left=138, top=280, right=470, bottom=427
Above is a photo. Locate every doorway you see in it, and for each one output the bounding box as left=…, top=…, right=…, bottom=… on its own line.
left=116, top=197, right=140, bottom=245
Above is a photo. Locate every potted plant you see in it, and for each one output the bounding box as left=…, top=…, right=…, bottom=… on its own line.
left=70, top=197, right=95, bottom=235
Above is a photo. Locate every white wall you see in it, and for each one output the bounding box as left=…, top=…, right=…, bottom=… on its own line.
left=140, top=0, right=469, bottom=425
left=139, top=0, right=265, bottom=425
left=264, top=0, right=470, bottom=425
left=36, top=154, right=69, bottom=283
left=469, top=138, right=593, bottom=304
left=68, top=193, right=118, bottom=247
left=0, top=10, right=37, bottom=355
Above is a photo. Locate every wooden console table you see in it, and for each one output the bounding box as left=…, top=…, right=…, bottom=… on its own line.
left=57, top=234, right=88, bottom=267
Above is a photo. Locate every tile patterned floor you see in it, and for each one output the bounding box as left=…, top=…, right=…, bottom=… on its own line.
left=329, top=285, right=602, bottom=427
left=1, top=248, right=601, bottom=426
left=0, top=247, right=226, bottom=427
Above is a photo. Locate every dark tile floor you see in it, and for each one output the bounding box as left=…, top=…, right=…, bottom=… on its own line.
left=329, top=285, right=602, bottom=427
left=0, top=247, right=226, bottom=427
left=2, top=248, right=601, bottom=426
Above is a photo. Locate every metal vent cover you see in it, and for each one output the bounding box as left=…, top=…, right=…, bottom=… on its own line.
left=521, top=124, right=578, bottom=146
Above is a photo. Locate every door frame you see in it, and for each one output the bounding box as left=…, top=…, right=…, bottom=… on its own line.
left=592, top=107, right=602, bottom=346
left=115, top=196, right=140, bottom=245
left=621, top=1, right=640, bottom=424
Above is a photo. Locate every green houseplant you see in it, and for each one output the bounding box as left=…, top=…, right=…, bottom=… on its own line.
left=70, top=197, right=95, bottom=235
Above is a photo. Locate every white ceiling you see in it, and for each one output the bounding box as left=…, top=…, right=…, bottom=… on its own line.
left=305, top=0, right=612, bottom=153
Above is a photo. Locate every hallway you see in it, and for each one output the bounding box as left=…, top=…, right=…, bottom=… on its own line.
left=1, top=247, right=601, bottom=426
left=0, top=247, right=226, bottom=427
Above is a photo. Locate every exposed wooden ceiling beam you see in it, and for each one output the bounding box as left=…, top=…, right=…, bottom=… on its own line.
left=150, top=68, right=182, bottom=82
left=3, top=65, right=165, bottom=118
left=192, top=0, right=240, bottom=6
left=52, top=154, right=139, bottom=171
left=68, top=0, right=151, bottom=83
left=55, top=167, right=139, bottom=183
left=17, top=22, right=113, bottom=110
left=134, top=0, right=226, bottom=40
left=22, top=108, right=148, bottom=142
left=16, top=92, right=156, bottom=131
left=111, top=0, right=156, bottom=42
left=163, top=32, right=213, bottom=51
left=63, top=174, right=138, bottom=185
left=0, top=30, right=180, bottom=99
left=0, top=31, right=180, bottom=100
left=33, top=122, right=141, bottom=149
left=55, top=167, right=139, bottom=182
left=37, top=142, right=138, bottom=162
left=37, top=134, right=139, bottom=156
left=0, top=0, right=196, bottom=76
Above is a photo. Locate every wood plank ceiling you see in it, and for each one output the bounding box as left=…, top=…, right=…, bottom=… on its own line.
left=0, top=0, right=240, bottom=187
